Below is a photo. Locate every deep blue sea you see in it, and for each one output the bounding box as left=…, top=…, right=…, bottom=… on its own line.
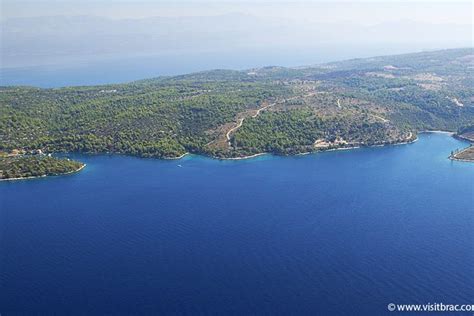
left=0, top=133, right=473, bottom=315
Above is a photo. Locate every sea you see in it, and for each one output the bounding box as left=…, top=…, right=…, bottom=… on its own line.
left=0, top=45, right=424, bottom=88
left=1, top=133, right=473, bottom=315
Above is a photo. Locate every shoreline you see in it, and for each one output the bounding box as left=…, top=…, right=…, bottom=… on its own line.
left=453, top=134, right=474, bottom=143
left=318, top=131, right=418, bottom=152
left=165, top=152, right=189, bottom=160
left=449, top=157, right=474, bottom=162
left=221, top=152, right=268, bottom=160
left=0, top=163, right=86, bottom=182
left=419, top=130, right=455, bottom=135
left=1, top=131, right=460, bottom=174
left=449, top=145, right=474, bottom=162
left=207, top=130, right=461, bottom=161
left=222, top=133, right=419, bottom=160
left=449, top=131, right=474, bottom=162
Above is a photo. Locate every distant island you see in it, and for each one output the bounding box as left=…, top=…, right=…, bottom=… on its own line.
left=1, top=48, right=473, bottom=180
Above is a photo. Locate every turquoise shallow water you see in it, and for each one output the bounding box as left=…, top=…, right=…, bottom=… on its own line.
left=0, top=133, right=473, bottom=315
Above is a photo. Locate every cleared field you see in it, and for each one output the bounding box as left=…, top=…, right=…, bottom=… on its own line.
left=452, top=145, right=474, bottom=162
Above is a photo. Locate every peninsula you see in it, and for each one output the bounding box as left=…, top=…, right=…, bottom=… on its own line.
left=450, top=125, right=474, bottom=162
left=0, top=151, right=85, bottom=181
left=1, top=48, right=473, bottom=179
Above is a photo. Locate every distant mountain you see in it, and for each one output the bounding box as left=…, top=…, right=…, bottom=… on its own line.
left=1, top=14, right=471, bottom=67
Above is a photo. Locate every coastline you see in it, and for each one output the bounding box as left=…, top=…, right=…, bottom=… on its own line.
left=0, top=131, right=459, bottom=174
left=453, top=134, right=474, bottom=143
left=0, top=163, right=86, bottom=182
left=449, top=157, right=474, bottom=162
left=449, top=130, right=474, bottom=162
left=222, top=152, right=268, bottom=160
left=222, top=133, right=419, bottom=160
left=165, top=152, right=189, bottom=160
left=419, top=130, right=455, bottom=135
left=449, top=146, right=474, bottom=162
left=317, top=131, right=418, bottom=153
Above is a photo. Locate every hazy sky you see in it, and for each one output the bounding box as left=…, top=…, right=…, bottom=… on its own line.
left=2, top=1, right=472, bottom=25
left=1, top=0, right=472, bottom=71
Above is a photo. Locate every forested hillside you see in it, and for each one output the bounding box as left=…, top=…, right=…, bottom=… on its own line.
left=1, top=48, right=473, bottom=163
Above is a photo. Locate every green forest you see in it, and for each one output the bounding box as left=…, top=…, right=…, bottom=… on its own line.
left=1, top=48, right=473, bottom=178
left=0, top=155, right=84, bottom=180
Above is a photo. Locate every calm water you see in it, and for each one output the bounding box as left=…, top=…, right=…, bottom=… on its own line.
left=0, top=51, right=333, bottom=88
left=2, top=50, right=317, bottom=88
left=0, top=45, right=420, bottom=88
left=0, top=133, right=473, bottom=315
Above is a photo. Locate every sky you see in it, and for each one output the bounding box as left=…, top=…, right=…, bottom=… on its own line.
left=0, top=1, right=472, bottom=74
left=2, top=1, right=472, bottom=24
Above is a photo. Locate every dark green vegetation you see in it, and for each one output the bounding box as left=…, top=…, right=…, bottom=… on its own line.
left=232, top=110, right=405, bottom=155
left=1, top=48, right=473, bottom=166
left=1, top=73, right=288, bottom=159
left=0, top=154, right=84, bottom=180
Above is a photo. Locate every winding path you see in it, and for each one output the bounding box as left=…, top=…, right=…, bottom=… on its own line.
left=226, top=101, right=277, bottom=146
left=372, top=114, right=390, bottom=123
left=225, top=93, right=318, bottom=147
left=225, top=118, right=245, bottom=142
